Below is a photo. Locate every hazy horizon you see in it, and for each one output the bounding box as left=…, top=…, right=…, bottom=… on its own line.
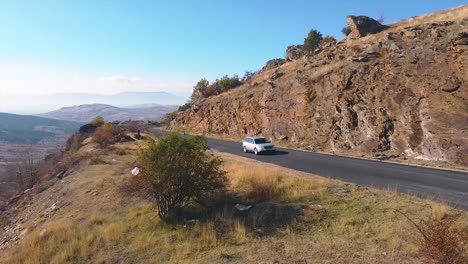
left=0, top=91, right=189, bottom=114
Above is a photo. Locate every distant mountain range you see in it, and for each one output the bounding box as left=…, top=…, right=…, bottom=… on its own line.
left=0, top=112, right=81, bottom=144
left=0, top=91, right=188, bottom=114
left=39, top=103, right=178, bottom=123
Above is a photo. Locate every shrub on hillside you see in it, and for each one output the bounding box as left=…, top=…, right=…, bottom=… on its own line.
left=92, top=122, right=119, bottom=147
left=90, top=116, right=105, bottom=127
left=216, top=75, right=241, bottom=92
left=191, top=78, right=210, bottom=101
left=341, top=26, right=352, bottom=36
left=65, top=133, right=84, bottom=152
left=137, top=134, right=227, bottom=219
left=320, top=36, right=337, bottom=46
left=399, top=210, right=468, bottom=264
left=191, top=75, right=243, bottom=100
left=177, top=103, right=191, bottom=112
left=304, top=29, right=323, bottom=54
left=242, top=70, right=256, bottom=87
left=163, top=112, right=177, bottom=125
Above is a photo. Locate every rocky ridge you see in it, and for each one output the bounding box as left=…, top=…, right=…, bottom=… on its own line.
left=170, top=6, right=468, bottom=167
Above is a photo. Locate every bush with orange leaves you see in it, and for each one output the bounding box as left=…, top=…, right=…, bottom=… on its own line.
left=92, top=122, right=120, bottom=147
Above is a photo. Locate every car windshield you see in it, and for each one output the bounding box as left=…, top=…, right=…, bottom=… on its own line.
left=254, top=138, right=268, bottom=144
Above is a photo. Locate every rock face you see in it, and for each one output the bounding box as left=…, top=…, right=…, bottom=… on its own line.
left=171, top=7, right=468, bottom=167
left=262, top=59, right=286, bottom=71
left=285, top=45, right=304, bottom=61
left=346, top=15, right=387, bottom=38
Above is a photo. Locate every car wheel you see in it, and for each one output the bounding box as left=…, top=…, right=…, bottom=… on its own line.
left=243, top=146, right=247, bottom=153
left=254, top=148, right=259, bottom=155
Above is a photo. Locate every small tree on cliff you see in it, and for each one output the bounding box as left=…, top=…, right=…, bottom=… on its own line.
left=304, top=29, right=323, bottom=54
left=191, top=78, right=210, bottom=101
left=137, top=134, right=227, bottom=220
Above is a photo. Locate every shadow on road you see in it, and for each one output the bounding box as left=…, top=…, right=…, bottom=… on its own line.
left=255, top=150, right=289, bottom=156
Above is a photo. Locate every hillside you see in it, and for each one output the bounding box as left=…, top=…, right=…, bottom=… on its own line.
left=0, top=113, right=81, bottom=144
left=39, top=104, right=178, bottom=123
left=170, top=6, right=468, bottom=168
left=1, top=137, right=466, bottom=263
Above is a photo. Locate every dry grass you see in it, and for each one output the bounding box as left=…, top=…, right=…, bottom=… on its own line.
left=398, top=205, right=468, bottom=264
left=392, top=5, right=468, bottom=28
left=2, top=140, right=467, bottom=264
left=225, top=155, right=327, bottom=203
left=431, top=202, right=450, bottom=221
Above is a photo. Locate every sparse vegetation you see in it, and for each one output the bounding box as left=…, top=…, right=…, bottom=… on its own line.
left=9, top=146, right=40, bottom=190
left=65, top=132, right=84, bottom=152
left=304, top=29, right=323, bottom=54
left=163, top=111, right=177, bottom=125
left=191, top=75, right=242, bottom=100
left=398, top=208, right=468, bottom=264
left=176, top=102, right=191, bottom=112
left=378, top=14, right=385, bottom=24
left=320, top=35, right=337, bottom=45
left=341, top=26, right=352, bottom=36
left=3, top=6, right=468, bottom=263
left=136, top=134, right=227, bottom=219
left=2, top=139, right=467, bottom=264
left=92, top=122, right=120, bottom=147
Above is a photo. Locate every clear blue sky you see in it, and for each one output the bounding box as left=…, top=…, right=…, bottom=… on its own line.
left=0, top=0, right=465, bottom=96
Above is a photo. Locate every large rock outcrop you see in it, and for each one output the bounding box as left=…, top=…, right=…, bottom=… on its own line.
left=171, top=7, right=468, bottom=167
left=285, top=45, right=305, bottom=61
left=346, top=15, right=387, bottom=38
left=262, top=59, right=286, bottom=71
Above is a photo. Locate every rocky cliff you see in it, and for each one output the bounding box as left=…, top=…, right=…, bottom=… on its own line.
left=170, top=6, right=468, bottom=167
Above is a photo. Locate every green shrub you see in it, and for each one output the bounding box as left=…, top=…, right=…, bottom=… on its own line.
left=137, top=134, right=227, bottom=219
left=177, top=103, right=191, bottom=112
left=304, top=29, right=323, bottom=54
left=90, top=116, right=105, bottom=127
left=191, top=75, right=242, bottom=99
left=216, top=75, right=241, bottom=92
left=163, top=112, right=177, bottom=125
left=191, top=78, right=210, bottom=100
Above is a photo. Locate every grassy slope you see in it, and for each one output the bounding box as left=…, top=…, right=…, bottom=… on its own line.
left=1, top=139, right=466, bottom=264
left=0, top=113, right=81, bottom=143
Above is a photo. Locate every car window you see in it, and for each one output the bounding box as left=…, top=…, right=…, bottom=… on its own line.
left=254, top=138, right=268, bottom=144
left=249, top=138, right=254, bottom=143
left=243, top=138, right=249, bottom=143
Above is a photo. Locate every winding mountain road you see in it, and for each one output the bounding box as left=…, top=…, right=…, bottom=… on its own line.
left=152, top=129, right=468, bottom=210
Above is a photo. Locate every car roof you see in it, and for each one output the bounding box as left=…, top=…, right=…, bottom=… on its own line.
left=246, top=136, right=266, bottom=139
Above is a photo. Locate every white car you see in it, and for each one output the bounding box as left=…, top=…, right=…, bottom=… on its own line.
left=242, top=136, right=275, bottom=155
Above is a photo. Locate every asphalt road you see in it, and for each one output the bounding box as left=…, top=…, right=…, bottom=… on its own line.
left=152, top=129, right=468, bottom=210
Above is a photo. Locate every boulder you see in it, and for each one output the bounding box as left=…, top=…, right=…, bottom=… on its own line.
left=346, top=16, right=387, bottom=38
left=285, top=45, right=304, bottom=61
left=262, top=59, right=285, bottom=71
